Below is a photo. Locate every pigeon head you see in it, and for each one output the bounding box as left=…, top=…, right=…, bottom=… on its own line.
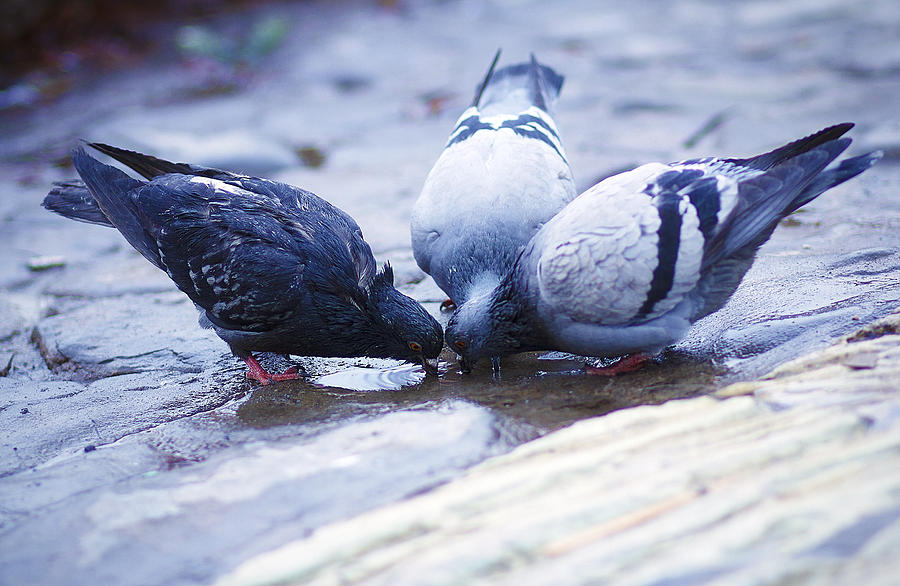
left=444, top=285, right=526, bottom=371
left=446, top=265, right=548, bottom=372
left=445, top=294, right=496, bottom=371
left=366, top=264, right=444, bottom=371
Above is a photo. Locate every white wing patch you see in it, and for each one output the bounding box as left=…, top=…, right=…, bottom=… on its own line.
left=536, top=164, right=670, bottom=324
left=713, top=174, right=740, bottom=225
left=187, top=175, right=249, bottom=198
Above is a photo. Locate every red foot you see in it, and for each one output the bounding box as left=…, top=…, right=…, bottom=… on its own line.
left=440, top=299, right=457, bottom=313
left=585, top=354, right=650, bottom=377
left=242, top=355, right=301, bottom=385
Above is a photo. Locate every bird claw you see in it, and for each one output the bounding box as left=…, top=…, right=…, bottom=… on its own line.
left=243, top=355, right=302, bottom=385
left=268, top=366, right=301, bottom=382
left=584, top=354, right=649, bottom=376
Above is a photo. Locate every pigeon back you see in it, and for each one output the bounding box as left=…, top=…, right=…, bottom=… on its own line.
left=411, top=52, right=576, bottom=305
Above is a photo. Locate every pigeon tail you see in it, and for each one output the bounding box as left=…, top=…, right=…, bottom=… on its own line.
left=725, top=123, right=854, bottom=171
left=702, top=136, right=854, bottom=270
left=43, top=143, right=232, bottom=227
left=43, top=179, right=113, bottom=227
left=789, top=149, right=883, bottom=213
left=473, top=52, right=564, bottom=114
left=70, top=146, right=165, bottom=270
left=89, top=142, right=226, bottom=180
left=471, top=49, right=502, bottom=108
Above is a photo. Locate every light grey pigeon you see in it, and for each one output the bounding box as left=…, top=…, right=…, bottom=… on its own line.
left=410, top=51, right=577, bottom=311
left=445, top=123, right=882, bottom=373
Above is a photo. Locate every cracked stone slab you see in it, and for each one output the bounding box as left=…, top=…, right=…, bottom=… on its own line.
left=677, top=246, right=900, bottom=379
left=0, top=295, right=25, bottom=343
left=0, top=370, right=239, bottom=476
left=718, top=311, right=900, bottom=418
left=32, top=291, right=227, bottom=377
left=41, top=250, right=177, bottom=299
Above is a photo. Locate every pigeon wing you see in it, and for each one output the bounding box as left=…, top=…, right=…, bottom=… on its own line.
left=535, top=164, right=708, bottom=326
left=131, top=176, right=370, bottom=333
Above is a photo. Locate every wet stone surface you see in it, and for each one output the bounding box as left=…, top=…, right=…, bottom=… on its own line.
left=221, top=315, right=900, bottom=585
left=1, top=0, right=900, bottom=584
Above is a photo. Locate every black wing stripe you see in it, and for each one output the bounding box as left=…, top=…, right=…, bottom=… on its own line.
left=446, top=115, right=494, bottom=147
left=638, top=192, right=682, bottom=317
left=446, top=112, right=565, bottom=160
left=650, top=168, right=704, bottom=193
left=684, top=176, right=721, bottom=244
left=500, top=114, right=563, bottom=159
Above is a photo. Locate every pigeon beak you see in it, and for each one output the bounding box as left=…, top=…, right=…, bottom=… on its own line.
left=491, top=356, right=501, bottom=375
left=458, top=356, right=472, bottom=374
left=420, top=355, right=438, bottom=376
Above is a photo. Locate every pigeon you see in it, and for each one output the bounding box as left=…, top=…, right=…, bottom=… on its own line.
left=410, top=50, right=577, bottom=311
left=445, top=123, right=882, bottom=373
left=43, top=143, right=444, bottom=384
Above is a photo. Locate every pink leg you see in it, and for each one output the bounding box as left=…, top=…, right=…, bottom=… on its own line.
left=585, top=353, right=650, bottom=376
left=242, top=354, right=302, bottom=385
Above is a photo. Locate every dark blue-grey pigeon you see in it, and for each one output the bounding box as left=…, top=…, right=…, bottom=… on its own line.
left=410, top=50, right=577, bottom=311
left=43, top=143, right=444, bottom=384
left=445, top=123, right=882, bottom=373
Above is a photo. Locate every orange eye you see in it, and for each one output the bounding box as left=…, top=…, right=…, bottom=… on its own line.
left=409, top=342, right=422, bottom=352
left=455, top=340, right=467, bottom=350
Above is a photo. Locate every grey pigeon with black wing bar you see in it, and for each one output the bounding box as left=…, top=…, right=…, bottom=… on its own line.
left=445, top=123, right=882, bottom=373
left=44, top=143, right=444, bottom=384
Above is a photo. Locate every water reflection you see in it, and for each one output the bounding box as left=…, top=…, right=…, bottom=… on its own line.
left=312, top=361, right=427, bottom=391
left=236, top=349, right=724, bottom=435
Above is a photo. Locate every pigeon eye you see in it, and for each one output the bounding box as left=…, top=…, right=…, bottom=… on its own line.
left=408, top=341, right=422, bottom=352
left=455, top=340, right=467, bottom=350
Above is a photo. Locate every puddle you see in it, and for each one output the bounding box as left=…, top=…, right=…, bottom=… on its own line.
left=311, top=359, right=429, bottom=391
left=232, top=347, right=723, bottom=437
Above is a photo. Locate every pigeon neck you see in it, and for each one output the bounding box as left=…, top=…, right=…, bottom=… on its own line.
left=485, top=275, right=546, bottom=354
left=466, top=275, right=501, bottom=304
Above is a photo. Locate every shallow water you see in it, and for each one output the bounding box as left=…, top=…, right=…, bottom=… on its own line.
left=312, top=361, right=428, bottom=391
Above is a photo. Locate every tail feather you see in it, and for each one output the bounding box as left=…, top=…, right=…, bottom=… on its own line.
left=44, top=142, right=230, bottom=229
left=727, top=123, right=854, bottom=171
left=788, top=150, right=883, bottom=213
left=43, top=180, right=113, bottom=227
left=528, top=53, right=550, bottom=112
left=703, top=137, right=853, bottom=269
left=71, top=146, right=164, bottom=269
left=471, top=49, right=502, bottom=108
left=89, top=142, right=226, bottom=181
left=473, top=53, right=564, bottom=113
